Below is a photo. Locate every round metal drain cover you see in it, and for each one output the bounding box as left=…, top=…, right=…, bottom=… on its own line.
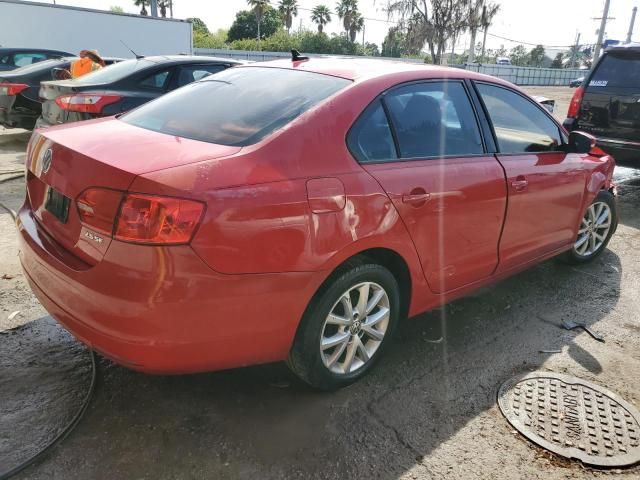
left=498, top=372, right=640, bottom=467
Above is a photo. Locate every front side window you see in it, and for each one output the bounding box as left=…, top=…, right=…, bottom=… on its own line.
left=476, top=83, right=562, bottom=154
left=122, top=67, right=351, bottom=146
left=384, top=82, right=484, bottom=159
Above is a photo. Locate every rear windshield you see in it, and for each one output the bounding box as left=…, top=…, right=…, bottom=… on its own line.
left=121, top=66, right=351, bottom=146
left=590, top=52, right=640, bottom=88
left=6, top=58, right=67, bottom=75
left=71, top=58, right=156, bottom=84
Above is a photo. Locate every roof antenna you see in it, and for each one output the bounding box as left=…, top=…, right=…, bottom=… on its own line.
left=120, top=40, right=144, bottom=59
left=291, top=49, right=309, bottom=62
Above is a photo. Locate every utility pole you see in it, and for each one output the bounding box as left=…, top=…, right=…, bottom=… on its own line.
left=150, top=0, right=158, bottom=17
left=627, top=6, right=638, bottom=43
left=169, top=0, right=174, bottom=18
left=362, top=23, right=366, bottom=48
left=593, top=0, right=611, bottom=61
left=569, top=32, right=581, bottom=68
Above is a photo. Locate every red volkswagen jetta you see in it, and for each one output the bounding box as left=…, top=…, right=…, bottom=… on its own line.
left=19, top=58, right=617, bottom=390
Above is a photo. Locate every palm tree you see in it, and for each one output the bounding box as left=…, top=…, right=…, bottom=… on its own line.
left=468, top=0, right=499, bottom=63
left=335, top=0, right=358, bottom=36
left=278, top=0, right=298, bottom=34
left=133, top=0, right=149, bottom=15
left=247, top=0, right=271, bottom=49
left=349, top=13, right=364, bottom=42
left=311, top=5, right=331, bottom=33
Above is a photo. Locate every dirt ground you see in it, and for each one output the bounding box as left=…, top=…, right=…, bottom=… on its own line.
left=1, top=88, right=640, bottom=480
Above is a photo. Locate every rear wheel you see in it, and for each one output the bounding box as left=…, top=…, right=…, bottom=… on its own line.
left=287, top=263, right=400, bottom=391
left=562, top=190, right=617, bottom=264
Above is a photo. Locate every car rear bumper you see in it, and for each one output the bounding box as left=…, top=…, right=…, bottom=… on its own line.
left=0, top=107, right=38, bottom=129
left=17, top=205, right=322, bottom=374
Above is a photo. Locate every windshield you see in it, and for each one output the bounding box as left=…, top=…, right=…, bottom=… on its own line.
left=71, top=58, right=157, bottom=85
left=121, top=66, right=351, bottom=146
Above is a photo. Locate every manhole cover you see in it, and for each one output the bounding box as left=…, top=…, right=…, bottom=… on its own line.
left=498, top=372, right=640, bottom=467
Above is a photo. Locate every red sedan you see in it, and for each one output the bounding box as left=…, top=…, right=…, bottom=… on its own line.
left=18, top=57, right=617, bottom=390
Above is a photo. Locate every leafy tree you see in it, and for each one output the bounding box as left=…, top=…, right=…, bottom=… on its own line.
left=278, top=0, right=298, bottom=34
left=494, top=44, right=507, bottom=59
left=509, top=45, right=528, bottom=66
left=363, top=42, right=380, bottom=56
left=158, top=0, right=170, bottom=18
left=187, top=17, right=210, bottom=34
left=382, top=25, right=406, bottom=57
left=311, top=4, right=332, bottom=33
left=227, top=7, right=281, bottom=43
left=133, top=0, right=149, bottom=15
left=110, top=6, right=124, bottom=13
left=193, top=28, right=229, bottom=49
left=551, top=52, right=564, bottom=68
left=247, top=0, right=272, bottom=48
left=529, top=44, right=545, bottom=67
left=467, top=0, right=500, bottom=63
left=387, top=0, right=482, bottom=64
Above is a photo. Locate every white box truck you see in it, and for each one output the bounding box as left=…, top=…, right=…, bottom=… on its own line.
left=0, top=0, right=192, bottom=58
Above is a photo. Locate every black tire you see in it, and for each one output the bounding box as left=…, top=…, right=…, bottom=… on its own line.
left=287, top=262, right=400, bottom=391
left=561, top=190, right=617, bottom=265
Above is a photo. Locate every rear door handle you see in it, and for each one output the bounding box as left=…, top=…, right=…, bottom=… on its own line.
left=402, top=192, right=431, bottom=204
left=511, top=178, right=528, bottom=192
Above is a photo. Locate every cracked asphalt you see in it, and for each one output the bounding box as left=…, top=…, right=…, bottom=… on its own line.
left=1, top=87, right=640, bottom=479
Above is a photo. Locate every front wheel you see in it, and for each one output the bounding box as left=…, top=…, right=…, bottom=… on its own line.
left=562, top=190, right=617, bottom=264
left=287, top=263, right=400, bottom=391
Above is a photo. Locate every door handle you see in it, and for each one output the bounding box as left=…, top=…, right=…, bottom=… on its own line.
left=402, top=192, right=431, bottom=204
left=511, top=177, right=528, bottom=192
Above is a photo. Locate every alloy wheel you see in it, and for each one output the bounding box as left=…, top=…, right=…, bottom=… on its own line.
left=320, top=282, right=390, bottom=375
left=573, top=201, right=612, bottom=257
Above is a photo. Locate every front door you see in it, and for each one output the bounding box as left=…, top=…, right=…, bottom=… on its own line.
left=349, top=80, right=507, bottom=294
left=474, top=82, right=587, bottom=272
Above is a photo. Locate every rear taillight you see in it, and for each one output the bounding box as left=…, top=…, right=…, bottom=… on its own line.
left=0, top=83, right=29, bottom=96
left=77, top=190, right=204, bottom=245
left=114, top=194, right=205, bottom=245
left=567, top=86, right=584, bottom=119
left=76, top=188, right=124, bottom=234
left=55, top=93, right=122, bottom=114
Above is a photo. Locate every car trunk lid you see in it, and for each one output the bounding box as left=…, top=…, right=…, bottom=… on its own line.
left=26, top=119, right=241, bottom=265
left=39, top=80, right=79, bottom=126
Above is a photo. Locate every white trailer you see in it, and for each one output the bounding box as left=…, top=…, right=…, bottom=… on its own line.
left=0, top=0, right=192, bottom=58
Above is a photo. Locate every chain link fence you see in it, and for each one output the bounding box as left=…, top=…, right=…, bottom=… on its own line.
left=195, top=48, right=585, bottom=86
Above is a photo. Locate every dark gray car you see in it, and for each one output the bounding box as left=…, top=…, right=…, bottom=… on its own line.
left=0, top=47, right=72, bottom=72
left=37, top=55, right=243, bottom=129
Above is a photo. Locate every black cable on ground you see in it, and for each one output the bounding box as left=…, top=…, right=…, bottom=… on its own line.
left=0, top=173, right=99, bottom=479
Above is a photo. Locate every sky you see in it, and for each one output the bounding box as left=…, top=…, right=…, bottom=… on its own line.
left=24, top=0, right=640, bottom=53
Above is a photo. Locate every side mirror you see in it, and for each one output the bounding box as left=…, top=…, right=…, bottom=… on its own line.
left=568, top=131, right=596, bottom=154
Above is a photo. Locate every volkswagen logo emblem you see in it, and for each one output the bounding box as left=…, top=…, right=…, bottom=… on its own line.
left=42, top=148, right=52, bottom=174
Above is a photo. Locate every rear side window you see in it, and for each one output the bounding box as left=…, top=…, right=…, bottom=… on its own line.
left=384, top=81, right=483, bottom=158
left=139, top=69, right=171, bottom=90
left=13, top=53, right=46, bottom=67
left=590, top=52, right=640, bottom=88
left=476, top=83, right=561, bottom=153
left=348, top=101, right=397, bottom=162
left=177, top=64, right=226, bottom=87
left=122, top=67, right=351, bottom=146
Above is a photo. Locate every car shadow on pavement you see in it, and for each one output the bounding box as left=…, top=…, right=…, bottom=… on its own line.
left=7, top=250, right=626, bottom=480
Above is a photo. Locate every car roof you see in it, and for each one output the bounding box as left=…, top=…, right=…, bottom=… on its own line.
left=0, top=47, right=71, bottom=55
left=239, top=56, right=508, bottom=84
left=136, top=55, right=244, bottom=65
left=605, top=42, right=640, bottom=53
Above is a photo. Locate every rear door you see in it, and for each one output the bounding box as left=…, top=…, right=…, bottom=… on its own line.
left=474, top=82, right=586, bottom=272
left=354, top=80, right=507, bottom=294
left=577, top=50, right=640, bottom=145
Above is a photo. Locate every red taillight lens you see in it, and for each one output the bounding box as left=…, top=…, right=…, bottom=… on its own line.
left=55, top=93, right=122, bottom=114
left=567, top=86, right=584, bottom=119
left=114, top=194, right=205, bottom=245
left=0, top=83, right=29, bottom=96
left=76, top=188, right=124, bottom=234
